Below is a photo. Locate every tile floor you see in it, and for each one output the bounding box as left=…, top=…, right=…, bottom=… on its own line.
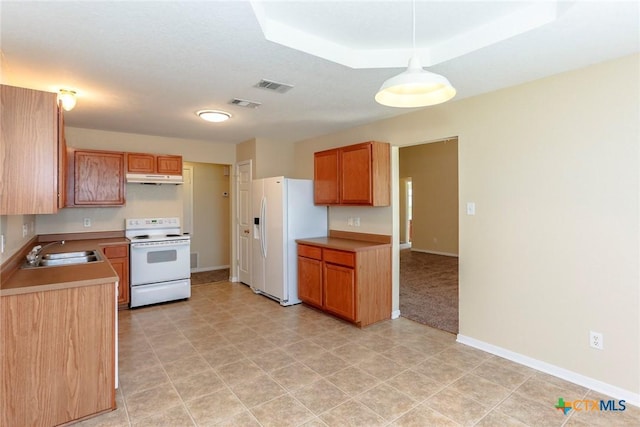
left=78, top=282, right=639, bottom=426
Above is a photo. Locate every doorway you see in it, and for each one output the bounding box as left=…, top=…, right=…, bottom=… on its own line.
left=398, top=138, right=459, bottom=334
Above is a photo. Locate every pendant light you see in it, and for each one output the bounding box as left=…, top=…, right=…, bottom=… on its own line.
left=375, top=0, right=456, bottom=108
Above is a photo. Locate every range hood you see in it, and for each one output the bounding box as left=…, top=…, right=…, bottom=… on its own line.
left=126, top=173, right=183, bottom=185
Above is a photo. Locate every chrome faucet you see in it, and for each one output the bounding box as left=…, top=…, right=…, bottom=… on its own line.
left=26, top=240, right=65, bottom=265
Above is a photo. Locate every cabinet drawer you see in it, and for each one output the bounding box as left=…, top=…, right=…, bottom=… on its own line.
left=298, top=244, right=322, bottom=260
left=323, top=249, right=355, bottom=267
left=103, top=245, right=128, bottom=259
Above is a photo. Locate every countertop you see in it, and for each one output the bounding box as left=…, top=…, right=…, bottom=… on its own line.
left=0, top=237, right=128, bottom=296
left=296, top=236, right=391, bottom=251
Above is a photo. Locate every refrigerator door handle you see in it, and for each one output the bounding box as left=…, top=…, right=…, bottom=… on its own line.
left=260, top=196, right=267, bottom=258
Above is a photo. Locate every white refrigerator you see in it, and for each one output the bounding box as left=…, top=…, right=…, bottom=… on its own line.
left=251, top=177, right=327, bottom=306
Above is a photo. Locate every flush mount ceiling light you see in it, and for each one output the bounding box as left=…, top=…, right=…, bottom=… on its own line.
left=375, top=1, right=456, bottom=108
left=196, top=110, right=232, bottom=123
left=58, top=89, right=77, bottom=111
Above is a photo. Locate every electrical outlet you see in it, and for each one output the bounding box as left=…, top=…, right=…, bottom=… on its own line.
left=354, top=217, right=360, bottom=227
left=347, top=217, right=354, bottom=226
left=0, top=234, right=5, bottom=254
left=83, top=218, right=91, bottom=227
left=590, top=331, right=603, bottom=350
left=22, top=224, right=28, bottom=237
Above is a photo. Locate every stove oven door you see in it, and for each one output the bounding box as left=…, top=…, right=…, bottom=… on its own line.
left=130, top=240, right=191, bottom=286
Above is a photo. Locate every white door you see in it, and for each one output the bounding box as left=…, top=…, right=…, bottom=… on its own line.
left=236, top=160, right=252, bottom=285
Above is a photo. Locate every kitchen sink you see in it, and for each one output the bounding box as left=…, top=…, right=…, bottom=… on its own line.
left=41, top=251, right=96, bottom=260
left=22, top=250, right=101, bottom=268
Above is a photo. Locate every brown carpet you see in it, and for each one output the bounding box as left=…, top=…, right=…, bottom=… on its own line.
left=400, top=249, right=459, bottom=334
left=191, top=269, right=230, bottom=285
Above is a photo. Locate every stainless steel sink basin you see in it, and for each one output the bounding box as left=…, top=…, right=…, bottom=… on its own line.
left=22, top=250, right=101, bottom=268
left=41, top=251, right=96, bottom=260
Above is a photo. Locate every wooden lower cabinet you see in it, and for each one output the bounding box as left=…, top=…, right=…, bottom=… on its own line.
left=1, top=282, right=116, bottom=426
left=103, top=243, right=130, bottom=308
left=297, top=242, right=391, bottom=327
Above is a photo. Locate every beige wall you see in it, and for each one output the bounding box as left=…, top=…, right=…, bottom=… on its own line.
left=0, top=214, right=36, bottom=263
left=293, top=54, right=639, bottom=398
left=400, top=140, right=458, bottom=255
left=187, top=162, right=230, bottom=270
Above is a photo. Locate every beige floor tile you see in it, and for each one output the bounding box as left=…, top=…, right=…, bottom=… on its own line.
left=474, top=410, right=529, bottom=426
left=388, top=402, right=459, bottom=427
left=230, top=374, right=287, bottom=408
left=399, top=336, right=452, bottom=357
left=120, top=363, right=171, bottom=396
left=283, top=339, right=326, bottom=360
left=162, top=354, right=211, bottom=380
left=411, top=360, right=466, bottom=385
left=130, top=404, right=195, bottom=426
left=200, top=344, right=246, bottom=368
left=270, top=361, right=323, bottom=391
left=118, top=350, right=161, bottom=376
left=185, top=388, right=246, bottom=426
left=326, top=366, right=380, bottom=396
left=293, top=379, right=350, bottom=415
left=425, top=387, right=490, bottom=426
left=357, top=333, right=397, bottom=352
left=514, top=375, right=588, bottom=406
left=494, top=393, right=567, bottom=426
left=330, top=343, right=376, bottom=365
left=472, top=357, right=533, bottom=390
left=320, top=400, right=387, bottom=427
left=262, top=330, right=306, bottom=347
left=446, top=373, right=512, bottom=407
left=309, top=330, right=354, bottom=350
left=250, top=348, right=297, bottom=372
left=386, top=370, right=444, bottom=401
left=153, top=341, right=199, bottom=364
left=303, top=351, right=351, bottom=376
left=357, top=354, right=406, bottom=381
left=124, top=384, right=183, bottom=422
left=381, top=344, right=429, bottom=368
left=213, top=409, right=262, bottom=427
left=562, top=390, right=640, bottom=426
left=233, top=336, right=277, bottom=355
left=429, top=346, right=489, bottom=371
left=215, top=358, right=265, bottom=386
left=251, top=394, right=315, bottom=427
left=357, top=383, right=416, bottom=421
left=75, top=390, right=130, bottom=427
left=172, top=369, right=225, bottom=401
left=300, top=417, right=330, bottom=427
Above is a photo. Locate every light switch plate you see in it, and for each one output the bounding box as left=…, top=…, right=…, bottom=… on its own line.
left=466, top=202, right=476, bottom=215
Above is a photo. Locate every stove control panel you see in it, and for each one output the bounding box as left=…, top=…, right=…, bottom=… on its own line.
left=126, top=217, right=180, bottom=229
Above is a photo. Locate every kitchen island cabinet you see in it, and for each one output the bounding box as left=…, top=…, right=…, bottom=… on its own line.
left=297, top=231, right=391, bottom=327
left=0, top=85, right=65, bottom=214
left=1, top=281, right=116, bottom=426
left=314, top=141, right=390, bottom=206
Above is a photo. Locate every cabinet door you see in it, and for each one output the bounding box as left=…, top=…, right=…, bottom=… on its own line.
left=340, top=142, right=373, bottom=205
left=108, top=257, right=129, bottom=307
left=156, top=155, right=182, bottom=175
left=323, top=262, right=356, bottom=322
left=298, top=256, right=323, bottom=309
left=0, top=85, right=59, bottom=214
left=57, top=107, right=67, bottom=208
left=127, top=153, right=155, bottom=173
left=74, top=151, right=125, bottom=205
left=314, top=149, right=340, bottom=204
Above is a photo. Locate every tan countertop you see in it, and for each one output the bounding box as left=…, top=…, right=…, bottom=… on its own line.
left=1, top=237, right=128, bottom=296
left=296, top=236, right=391, bottom=251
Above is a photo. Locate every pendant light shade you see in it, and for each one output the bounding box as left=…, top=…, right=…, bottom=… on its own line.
left=375, top=55, right=456, bottom=108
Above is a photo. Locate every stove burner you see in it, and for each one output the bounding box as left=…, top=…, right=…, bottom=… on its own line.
left=134, top=234, right=150, bottom=239
left=166, top=234, right=181, bottom=237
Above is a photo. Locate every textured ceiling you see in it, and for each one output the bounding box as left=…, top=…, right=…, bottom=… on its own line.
left=1, top=1, right=638, bottom=145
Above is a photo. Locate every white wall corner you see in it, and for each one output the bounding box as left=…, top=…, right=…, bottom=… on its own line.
left=391, top=310, right=401, bottom=319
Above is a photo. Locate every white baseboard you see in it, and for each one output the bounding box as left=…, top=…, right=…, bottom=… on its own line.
left=399, top=243, right=412, bottom=250
left=391, top=310, right=401, bottom=319
left=190, top=265, right=230, bottom=273
left=410, top=248, right=459, bottom=257
left=229, top=276, right=239, bottom=283
left=456, top=334, right=640, bottom=407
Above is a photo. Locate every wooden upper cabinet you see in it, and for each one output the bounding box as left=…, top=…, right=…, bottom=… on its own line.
left=57, top=106, right=67, bottom=208
left=313, top=149, right=340, bottom=204
left=127, top=153, right=182, bottom=175
left=67, top=149, right=125, bottom=206
left=314, top=141, right=390, bottom=206
left=0, top=85, right=61, bottom=214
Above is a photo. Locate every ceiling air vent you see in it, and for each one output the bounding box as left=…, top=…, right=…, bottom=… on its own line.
left=229, top=98, right=262, bottom=109
left=254, top=79, right=294, bottom=94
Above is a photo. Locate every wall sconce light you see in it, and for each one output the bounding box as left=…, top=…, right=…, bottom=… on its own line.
left=58, top=89, right=77, bottom=111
